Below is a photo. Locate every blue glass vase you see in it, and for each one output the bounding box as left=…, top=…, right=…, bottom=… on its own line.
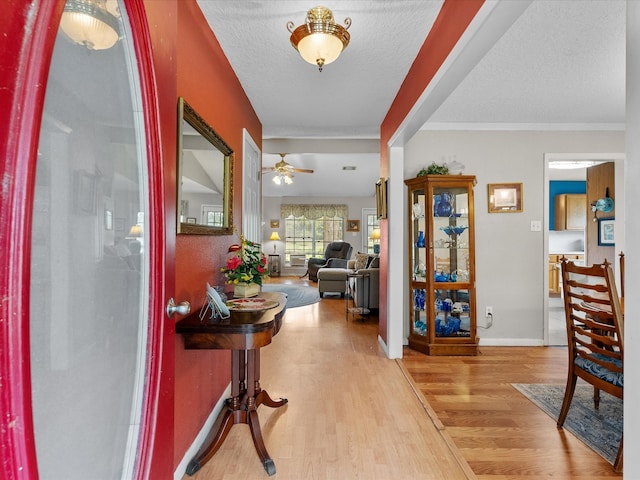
left=416, top=231, right=425, bottom=248
left=435, top=192, right=453, bottom=217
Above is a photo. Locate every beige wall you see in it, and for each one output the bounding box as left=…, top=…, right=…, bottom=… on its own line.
left=404, top=130, right=625, bottom=343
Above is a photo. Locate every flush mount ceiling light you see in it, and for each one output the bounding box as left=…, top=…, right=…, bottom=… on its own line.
left=287, top=6, right=351, bottom=72
left=60, top=0, right=120, bottom=50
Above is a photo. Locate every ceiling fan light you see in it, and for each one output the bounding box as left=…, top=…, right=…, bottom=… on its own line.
left=60, top=0, right=120, bottom=50
left=273, top=175, right=282, bottom=185
left=284, top=175, right=293, bottom=185
left=287, top=6, right=351, bottom=72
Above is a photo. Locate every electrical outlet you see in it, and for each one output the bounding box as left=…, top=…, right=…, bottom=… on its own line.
left=485, top=306, right=493, bottom=318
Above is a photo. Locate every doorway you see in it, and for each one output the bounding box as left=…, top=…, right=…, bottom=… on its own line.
left=543, top=153, right=625, bottom=346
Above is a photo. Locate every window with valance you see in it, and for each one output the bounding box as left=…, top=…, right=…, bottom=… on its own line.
left=280, top=204, right=348, bottom=220
left=280, top=204, right=347, bottom=261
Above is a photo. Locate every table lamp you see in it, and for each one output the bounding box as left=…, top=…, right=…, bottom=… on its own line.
left=370, top=227, right=381, bottom=254
left=269, top=231, right=281, bottom=253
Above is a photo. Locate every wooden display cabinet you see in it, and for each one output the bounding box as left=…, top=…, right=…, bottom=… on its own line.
left=404, top=175, right=478, bottom=355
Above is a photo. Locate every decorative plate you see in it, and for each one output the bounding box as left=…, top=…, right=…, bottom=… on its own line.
left=595, top=197, right=614, bottom=212
left=226, top=297, right=279, bottom=311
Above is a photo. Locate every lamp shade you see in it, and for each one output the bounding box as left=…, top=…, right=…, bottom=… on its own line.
left=269, top=231, right=281, bottom=241
left=127, top=224, right=142, bottom=238
left=287, top=6, right=351, bottom=71
left=370, top=228, right=381, bottom=240
left=60, top=0, right=120, bottom=50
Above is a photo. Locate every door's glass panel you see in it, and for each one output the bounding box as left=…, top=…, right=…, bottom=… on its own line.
left=30, top=2, right=149, bottom=478
left=434, top=289, right=471, bottom=337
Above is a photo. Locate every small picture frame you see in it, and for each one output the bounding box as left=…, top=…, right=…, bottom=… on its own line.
left=346, top=220, right=360, bottom=232
left=488, top=183, right=523, bottom=213
left=186, top=217, right=197, bottom=224
left=598, top=217, right=615, bottom=246
left=270, top=219, right=280, bottom=228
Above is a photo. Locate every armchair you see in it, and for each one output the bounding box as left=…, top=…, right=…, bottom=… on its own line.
left=347, top=257, right=380, bottom=309
left=306, top=241, right=353, bottom=282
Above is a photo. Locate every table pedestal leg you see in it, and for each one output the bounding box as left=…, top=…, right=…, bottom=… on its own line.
left=185, top=349, right=287, bottom=477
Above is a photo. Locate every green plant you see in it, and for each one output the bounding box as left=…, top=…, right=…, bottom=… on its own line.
left=417, top=162, right=449, bottom=176
left=221, top=235, right=267, bottom=285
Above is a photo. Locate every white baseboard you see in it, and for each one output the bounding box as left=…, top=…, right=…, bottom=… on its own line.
left=478, top=338, right=544, bottom=346
left=174, top=383, right=232, bottom=480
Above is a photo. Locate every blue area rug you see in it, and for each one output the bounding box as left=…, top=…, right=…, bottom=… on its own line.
left=261, top=284, right=320, bottom=308
left=513, top=383, right=622, bottom=465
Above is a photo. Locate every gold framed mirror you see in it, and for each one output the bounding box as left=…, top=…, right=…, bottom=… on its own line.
left=177, top=97, right=233, bottom=235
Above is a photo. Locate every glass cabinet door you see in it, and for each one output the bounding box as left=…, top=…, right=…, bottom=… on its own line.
left=431, top=186, right=472, bottom=337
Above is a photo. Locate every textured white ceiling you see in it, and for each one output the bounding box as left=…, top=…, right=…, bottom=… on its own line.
left=195, top=0, right=626, bottom=196
left=429, top=0, right=626, bottom=126
left=196, top=0, right=444, bottom=139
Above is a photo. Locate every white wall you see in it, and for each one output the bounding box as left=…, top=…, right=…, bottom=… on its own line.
left=624, top=2, right=639, bottom=474
left=404, top=130, right=624, bottom=344
left=262, top=196, right=376, bottom=257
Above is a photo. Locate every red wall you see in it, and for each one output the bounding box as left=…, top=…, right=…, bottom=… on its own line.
left=158, top=0, right=262, bottom=468
left=378, top=0, right=484, bottom=345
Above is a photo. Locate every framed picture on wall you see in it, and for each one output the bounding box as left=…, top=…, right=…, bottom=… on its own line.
left=488, top=183, right=523, bottom=213
left=598, top=217, right=615, bottom=246
left=270, top=219, right=280, bottom=228
left=346, top=220, right=360, bottom=232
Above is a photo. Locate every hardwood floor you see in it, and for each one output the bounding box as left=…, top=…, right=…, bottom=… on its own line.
left=402, top=347, right=622, bottom=479
left=185, top=276, right=621, bottom=479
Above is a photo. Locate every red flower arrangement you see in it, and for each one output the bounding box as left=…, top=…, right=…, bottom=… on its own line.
left=221, top=235, right=267, bottom=285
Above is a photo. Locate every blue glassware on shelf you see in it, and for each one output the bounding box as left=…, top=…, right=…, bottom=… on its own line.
left=439, top=225, right=468, bottom=237
left=434, top=271, right=449, bottom=282
left=435, top=192, right=453, bottom=217
left=416, top=230, right=425, bottom=247
left=414, top=289, right=426, bottom=311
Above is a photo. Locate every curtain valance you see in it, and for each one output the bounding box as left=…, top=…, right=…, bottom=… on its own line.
left=280, top=204, right=348, bottom=220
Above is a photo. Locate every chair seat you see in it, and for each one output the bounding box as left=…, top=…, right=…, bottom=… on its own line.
left=575, top=353, right=623, bottom=388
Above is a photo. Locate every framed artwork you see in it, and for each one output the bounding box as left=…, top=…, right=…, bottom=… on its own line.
left=186, top=217, right=197, bottom=224
left=376, top=177, right=387, bottom=219
left=598, top=217, right=615, bottom=246
left=346, top=219, right=360, bottom=232
left=488, top=183, right=523, bottom=213
left=270, top=219, right=280, bottom=228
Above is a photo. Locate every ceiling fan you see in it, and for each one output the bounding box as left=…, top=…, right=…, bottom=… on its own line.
left=262, top=153, right=314, bottom=184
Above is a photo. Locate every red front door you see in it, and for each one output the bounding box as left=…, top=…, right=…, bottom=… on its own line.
left=0, top=1, right=175, bottom=478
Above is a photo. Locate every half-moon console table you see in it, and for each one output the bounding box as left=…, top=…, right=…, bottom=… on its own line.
left=176, top=292, right=287, bottom=476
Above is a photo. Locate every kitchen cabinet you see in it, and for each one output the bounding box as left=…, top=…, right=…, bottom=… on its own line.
left=404, top=175, right=478, bottom=355
left=554, top=194, right=586, bottom=230
left=548, top=253, right=584, bottom=295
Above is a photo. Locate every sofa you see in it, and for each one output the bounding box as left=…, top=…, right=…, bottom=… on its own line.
left=317, top=253, right=379, bottom=309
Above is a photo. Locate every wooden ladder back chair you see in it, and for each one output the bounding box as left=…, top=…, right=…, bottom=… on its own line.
left=559, top=258, right=624, bottom=472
